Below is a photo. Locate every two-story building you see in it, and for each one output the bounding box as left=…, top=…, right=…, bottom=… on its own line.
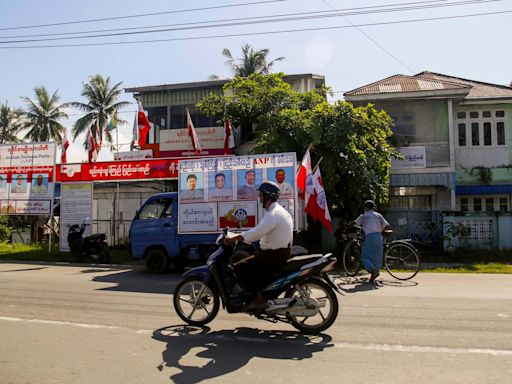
left=345, top=71, right=512, bottom=248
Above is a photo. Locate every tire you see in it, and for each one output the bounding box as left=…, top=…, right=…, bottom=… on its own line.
left=384, top=242, right=420, bottom=280
left=342, top=240, right=361, bottom=277
left=284, top=279, right=338, bottom=334
left=99, top=243, right=110, bottom=264
left=173, top=277, right=220, bottom=326
left=146, top=249, right=169, bottom=273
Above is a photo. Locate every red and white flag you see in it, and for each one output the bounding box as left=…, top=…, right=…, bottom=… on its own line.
left=224, top=119, right=232, bottom=155
left=86, top=127, right=96, bottom=163
left=137, top=100, right=151, bottom=147
left=61, top=130, right=69, bottom=164
left=296, top=148, right=313, bottom=206
left=305, top=166, right=333, bottom=234
left=95, top=119, right=102, bottom=157
left=187, top=108, right=202, bottom=155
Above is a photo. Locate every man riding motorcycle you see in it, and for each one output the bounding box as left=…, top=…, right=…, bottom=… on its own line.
left=225, top=180, right=293, bottom=311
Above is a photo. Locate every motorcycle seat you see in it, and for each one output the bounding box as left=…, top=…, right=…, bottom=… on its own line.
left=281, top=254, right=324, bottom=273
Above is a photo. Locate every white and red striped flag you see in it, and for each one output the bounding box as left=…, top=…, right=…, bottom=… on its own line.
left=137, top=100, right=151, bottom=147
left=296, top=147, right=313, bottom=206
left=187, top=108, right=202, bottom=155
left=61, top=130, right=69, bottom=164
left=224, top=119, right=232, bottom=155
left=306, top=165, right=333, bottom=234
left=86, top=127, right=96, bottom=163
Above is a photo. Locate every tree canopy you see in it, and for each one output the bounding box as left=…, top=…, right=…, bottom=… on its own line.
left=197, top=73, right=399, bottom=221
left=0, top=102, right=23, bottom=144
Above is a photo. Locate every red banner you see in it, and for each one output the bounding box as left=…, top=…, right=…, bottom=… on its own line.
left=57, top=158, right=179, bottom=182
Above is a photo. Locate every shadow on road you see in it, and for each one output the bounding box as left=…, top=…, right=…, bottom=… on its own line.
left=332, top=274, right=418, bottom=293
left=90, top=267, right=181, bottom=295
left=0, top=266, right=48, bottom=273
left=152, top=325, right=333, bottom=384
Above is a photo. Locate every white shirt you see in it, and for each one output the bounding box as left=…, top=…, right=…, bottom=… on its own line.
left=241, top=202, right=293, bottom=250
left=31, top=184, right=47, bottom=193
left=277, top=181, right=294, bottom=196
left=355, top=210, right=389, bottom=235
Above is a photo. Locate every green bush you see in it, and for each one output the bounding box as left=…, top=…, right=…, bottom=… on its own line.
left=0, top=216, right=12, bottom=241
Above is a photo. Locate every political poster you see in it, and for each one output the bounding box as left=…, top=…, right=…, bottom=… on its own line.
left=178, top=153, right=297, bottom=234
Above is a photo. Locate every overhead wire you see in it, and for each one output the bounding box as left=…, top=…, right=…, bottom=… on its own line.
left=0, top=9, right=509, bottom=49
left=0, top=0, right=500, bottom=43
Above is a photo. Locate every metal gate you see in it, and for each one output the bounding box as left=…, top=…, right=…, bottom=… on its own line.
left=386, top=209, right=443, bottom=248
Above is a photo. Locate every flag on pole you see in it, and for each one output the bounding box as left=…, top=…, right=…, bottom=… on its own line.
left=95, top=119, right=102, bottom=157
left=296, top=147, right=313, bottom=206
left=305, top=164, right=333, bottom=234
left=61, top=130, right=69, bottom=164
left=224, top=119, right=232, bottom=155
left=106, top=109, right=117, bottom=131
left=137, top=100, right=151, bottom=147
left=186, top=108, right=202, bottom=155
left=86, top=127, right=96, bottom=163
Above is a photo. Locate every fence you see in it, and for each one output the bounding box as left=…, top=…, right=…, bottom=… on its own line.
left=386, top=209, right=443, bottom=248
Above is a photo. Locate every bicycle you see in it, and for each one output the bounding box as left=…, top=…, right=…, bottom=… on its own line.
left=340, top=226, right=420, bottom=281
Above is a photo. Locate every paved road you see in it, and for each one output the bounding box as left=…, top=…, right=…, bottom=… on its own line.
left=0, top=261, right=511, bottom=384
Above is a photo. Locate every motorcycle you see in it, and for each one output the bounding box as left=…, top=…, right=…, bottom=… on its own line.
left=173, top=230, right=341, bottom=334
left=67, top=219, right=111, bottom=263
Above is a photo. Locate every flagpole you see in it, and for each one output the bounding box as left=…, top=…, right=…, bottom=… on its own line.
left=313, top=157, right=323, bottom=173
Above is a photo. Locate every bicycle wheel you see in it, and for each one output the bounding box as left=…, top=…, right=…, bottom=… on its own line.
left=384, top=242, right=420, bottom=280
left=342, top=240, right=361, bottom=277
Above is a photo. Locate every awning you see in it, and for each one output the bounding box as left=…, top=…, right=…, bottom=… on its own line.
left=456, top=184, right=512, bottom=195
left=390, top=173, right=455, bottom=189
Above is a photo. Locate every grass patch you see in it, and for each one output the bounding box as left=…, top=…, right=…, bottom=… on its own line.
left=0, top=242, right=133, bottom=264
left=422, top=263, right=512, bottom=274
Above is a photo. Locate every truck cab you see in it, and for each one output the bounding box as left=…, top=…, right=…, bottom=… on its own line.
left=129, top=192, right=218, bottom=273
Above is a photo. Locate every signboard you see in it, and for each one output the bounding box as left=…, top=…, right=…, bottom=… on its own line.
left=113, top=149, right=153, bottom=161
left=178, top=153, right=297, bottom=233
left=59, top=183, right=93, bottom=251
left=159, top=126, right=234, bottom=157
left=391, top=146, right=426, bottom=169
left=57, top=158, right=179, bottom=182
left=0, top=142, right=56, bottom=215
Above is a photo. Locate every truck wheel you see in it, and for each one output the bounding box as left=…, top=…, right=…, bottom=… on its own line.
left=146, top=249, right=169, bottom=273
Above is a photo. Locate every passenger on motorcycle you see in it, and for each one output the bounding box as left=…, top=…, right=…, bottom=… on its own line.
left=225, top=180, right=293, bottom=311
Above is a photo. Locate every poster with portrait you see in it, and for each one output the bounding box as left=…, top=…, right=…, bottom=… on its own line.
left=208, top=170, right=233, bottom=201
left=178, top=153, right=298, bottom=234
left=0, top=142, right=56, bottom=215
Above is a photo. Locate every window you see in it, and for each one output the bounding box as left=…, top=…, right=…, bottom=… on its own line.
left=138, top=198, right=173, bottom=220
left=499, top=197, right=508, bottom=211
left=485, top=198, right=494, bottom=211
left=456, top=109, right=507, bottom=147
left=473, top=197, right=482, bottom=211
left=497, top=122, right=505, bottom=145
left=458, top=123, right=466, bottom=146
left=460, top=198, right=469, bottom=212
left=471, top=123, right=479, bottom=146
left=483, top=122, right=492, bottom=145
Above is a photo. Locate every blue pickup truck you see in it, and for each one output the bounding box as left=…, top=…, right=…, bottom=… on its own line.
left=129, top=192, right=219, bottom=273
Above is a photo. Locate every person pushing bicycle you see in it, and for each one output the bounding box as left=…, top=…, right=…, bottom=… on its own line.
left=350, top=200, right=392, bottom=283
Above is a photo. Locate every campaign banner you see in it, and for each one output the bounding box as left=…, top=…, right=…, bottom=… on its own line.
left=59, top=183, right=93, bottom=251
left=0, top=142, right=56, bottom=215
left=178, top=152, right=297, bottom=233
left=58, top=158, right=179, bottom=182
left=179, top=203, right=218, bottom=233
left=114, top=149, right=153, bottom=161
left=159, top=126, right=234, bottom=157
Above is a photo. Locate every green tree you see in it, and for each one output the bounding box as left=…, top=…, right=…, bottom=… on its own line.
left=69, top=75, right=129, bottom=148
left=0, top=102, right=23, bottom=143
left=209, top=44, right=284, bottom=80
left=21, top=87, right=68, bottom=144
left=198, top=73, right=398, bottom=221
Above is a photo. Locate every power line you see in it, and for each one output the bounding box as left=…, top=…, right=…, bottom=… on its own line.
left=0, top=9, right=508, bottom=50
left=0, top=0, right=499, bottom=43
left=0, top=0, right=286, bottom=31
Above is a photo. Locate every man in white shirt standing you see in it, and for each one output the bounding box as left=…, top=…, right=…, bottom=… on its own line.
left=352, top=200, right=392, bottom=283
left=226, top=181, right=293, bottom=311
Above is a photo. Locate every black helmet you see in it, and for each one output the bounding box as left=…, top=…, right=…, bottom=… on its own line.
left=258, top=181, right=280, bottom=200
left=364, top=200, right=375, bottom=210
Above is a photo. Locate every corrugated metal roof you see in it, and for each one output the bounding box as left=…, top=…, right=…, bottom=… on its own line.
left=345, top=71, right=512, bottom=100
left=345, top=74, right=469, bottom=96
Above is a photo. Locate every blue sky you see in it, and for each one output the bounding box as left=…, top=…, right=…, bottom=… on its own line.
left=1, top=0, right=511, bottom=162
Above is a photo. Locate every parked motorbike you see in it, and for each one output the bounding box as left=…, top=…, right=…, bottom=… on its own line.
left=173, top=230, right=341, bottom=334
left=67, top=220, right=111, bottom=263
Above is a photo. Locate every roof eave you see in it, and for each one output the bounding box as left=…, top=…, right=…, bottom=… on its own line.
left=344, top=88, right=470, bottom=101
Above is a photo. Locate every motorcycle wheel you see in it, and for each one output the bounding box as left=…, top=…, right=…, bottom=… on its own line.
left=173, top=277, right=220, bottom=326
left=284, top=279, right=338, bottom=334
left=99, top=243, right=111, bottom=264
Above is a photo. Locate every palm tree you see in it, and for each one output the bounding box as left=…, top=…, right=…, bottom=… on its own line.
left=69, top=74, right=129, bottom=148
left=209, top=44, right=284, bottom=79
left=21, top=87, right=68, bottom=144
left=0, top=102, right=23, bottom=143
